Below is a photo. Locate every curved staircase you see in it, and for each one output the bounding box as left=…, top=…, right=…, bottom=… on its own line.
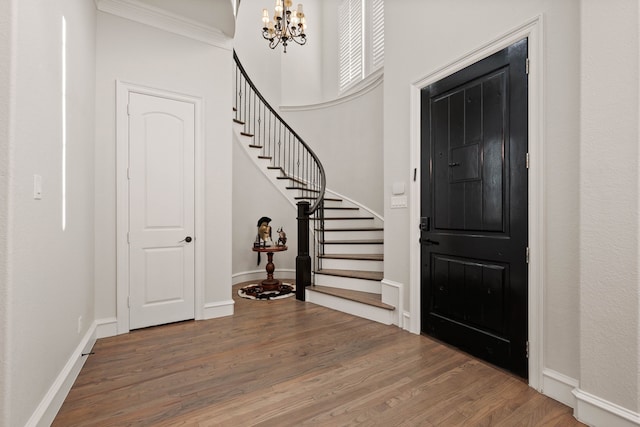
left=233, top=51, right=396, bottom=325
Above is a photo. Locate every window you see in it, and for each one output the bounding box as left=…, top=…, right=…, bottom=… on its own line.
left=339, top=0, right=384, bottom=92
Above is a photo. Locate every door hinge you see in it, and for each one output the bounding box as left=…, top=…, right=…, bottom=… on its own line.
left=526, top=247, right=530, bottom=264
left=127, top=103, right=131, bottom=116
left=526, top=152, right=530, bottom=169
left=127, top=167, right=130, bottom=180
left=127, top=232, right=130, bottom=244
left=526, top=341, right=529, bottom=358
left=526, top=58, right=530, bottom=75
left=127, top=296, right=130, bottom=308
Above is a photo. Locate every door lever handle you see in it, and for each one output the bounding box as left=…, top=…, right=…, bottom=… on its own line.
left=179, top=236, right=193, bottom=243
left=423, top=238, right=439, bottom=245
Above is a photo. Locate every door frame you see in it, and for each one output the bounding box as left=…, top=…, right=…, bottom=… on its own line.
left=408, top=16, right=544, bottom=389
left=116, top=81, right=205, bottom=334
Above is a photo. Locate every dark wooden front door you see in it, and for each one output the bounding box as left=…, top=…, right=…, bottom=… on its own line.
left=420, top=39, right=528, bottom=378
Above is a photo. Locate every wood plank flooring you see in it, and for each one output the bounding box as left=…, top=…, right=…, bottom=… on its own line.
left=53, top=282, right=584, bottom=426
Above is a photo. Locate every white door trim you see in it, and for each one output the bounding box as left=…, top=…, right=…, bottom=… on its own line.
left=116, top=81, right=205, bottom=334
left=408, top=15, right=544, bottom=390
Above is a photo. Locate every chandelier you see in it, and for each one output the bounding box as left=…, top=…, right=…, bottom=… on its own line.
left=262, top=0, right=307, bottom=53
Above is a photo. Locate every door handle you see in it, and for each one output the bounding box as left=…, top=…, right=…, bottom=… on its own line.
left=179, top=236, right=193, bottom=243
left=423, top=238, right=439, bottom=245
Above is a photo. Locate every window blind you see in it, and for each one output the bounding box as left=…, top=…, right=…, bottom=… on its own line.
left=371, top=0, right=384, bottom=70
left=339, top=0, right=363, bottom=91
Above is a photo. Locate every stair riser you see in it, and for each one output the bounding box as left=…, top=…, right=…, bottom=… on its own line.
left=323, top=244, right=383, bottom=255
left=314, top=274, right=381, bottom=293
left=305, top=290, right=394, bottom=325
left=321, top=230, right=383, bottom=240
left=322, top=219, right=379, bottom=228
left=319, top=258, right=383, bottom=272
left=323, top=210, right=368, bottom=218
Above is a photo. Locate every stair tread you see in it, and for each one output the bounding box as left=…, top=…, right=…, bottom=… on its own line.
left=324, top=207, right=359, bottom=210
left=309, top=285, right=394, bottom=310
left=320, top=254, right=383, bottom=261
left=295, top=196, right=343, bottom=202
left=320, top=239, right=384, bottom=245
left=315, top=269, right=384, bottom=281
left=277, top=176, right=307, bottom=185
left=324, top=216, right=374, bottom=220
left=318, top=227, right=384, bottom=232
left=287, top=187, right=320, bottom=192
left=248, top=144, right=263, bottom=149
left=240, top=132, right=254, bottom=137
left=232, top=118, right=243, bottom=125
left=258, top=155, right=272, bottom=160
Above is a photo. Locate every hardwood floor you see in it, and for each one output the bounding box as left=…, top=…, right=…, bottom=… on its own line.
left=54, top=283, right=584, bottom=426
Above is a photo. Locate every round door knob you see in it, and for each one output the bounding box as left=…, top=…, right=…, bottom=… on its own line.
left=185, top=236, right=192, bottom=243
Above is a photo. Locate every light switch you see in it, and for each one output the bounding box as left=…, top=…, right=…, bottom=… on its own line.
left=392, top=182, right=405, bottom=195
left=391, top=195, right=407, bottom=209
left=33, top=174, right=42, bottom=200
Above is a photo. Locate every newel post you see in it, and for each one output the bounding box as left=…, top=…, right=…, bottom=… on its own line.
left=296, top=201, right=311, bottom=301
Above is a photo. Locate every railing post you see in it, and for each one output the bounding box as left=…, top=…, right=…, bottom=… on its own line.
left=296, top=201, right=311, bottom=301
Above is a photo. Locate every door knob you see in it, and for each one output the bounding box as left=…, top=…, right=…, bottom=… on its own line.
left=179, top=236, right=193, bottom=243
left=423, top=238, right=439, bottom=245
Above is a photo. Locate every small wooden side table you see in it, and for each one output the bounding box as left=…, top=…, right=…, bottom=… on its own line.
left=252, top=245, right=288, bottom=291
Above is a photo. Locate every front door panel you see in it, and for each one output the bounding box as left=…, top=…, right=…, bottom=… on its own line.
left=421, top=39, right=528, bottom=378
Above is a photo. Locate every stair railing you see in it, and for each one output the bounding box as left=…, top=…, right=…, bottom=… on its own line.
left=233, top=50, right=325, bottom=300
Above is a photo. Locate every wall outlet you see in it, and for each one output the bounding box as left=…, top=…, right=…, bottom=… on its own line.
left=77, top=316, right=82, bottom=334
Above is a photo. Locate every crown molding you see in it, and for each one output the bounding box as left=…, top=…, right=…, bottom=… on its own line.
left=96, top=0, right=233, bottom=50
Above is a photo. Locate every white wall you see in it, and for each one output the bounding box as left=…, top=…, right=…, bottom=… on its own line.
left=281, top=84, right=384, bottom=216
left=232, top=139, right=298, bottom=279
left=3, top=0, right=97, bottom=425
left=384, top=0, right=581, bottom=384
left=234, top=0, right=283, bottom=107
left=94, top=12, right=233, bottom=320
left=135, top=0, right=236, bottom=37
left=0, top=0, right=13, bottom=424
left=278, top=0, right=323, bottom=106
left=580, top=0, right=639, bottom=412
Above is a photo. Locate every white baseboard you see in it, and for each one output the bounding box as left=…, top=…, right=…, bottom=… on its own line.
left=232, top=269, right=295, bottom=285
left=541, top=368, right=578, bottom=408
left=573, top=388, right=640, bottom=427
left=402, top=311, right=411, bottom=331
left=381, top=278, right=403, bottom=327
left=96, top=317, right=118, bottom=339
left=26, top=321, right=97, bottom=427
left=203, top=300, right=235, bottom=320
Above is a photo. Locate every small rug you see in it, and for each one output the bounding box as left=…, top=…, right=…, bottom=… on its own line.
left=238, top=283, right=296, bottom=300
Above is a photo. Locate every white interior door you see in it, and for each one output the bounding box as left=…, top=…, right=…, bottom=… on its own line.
left=128, top=92, right=195, bottom=330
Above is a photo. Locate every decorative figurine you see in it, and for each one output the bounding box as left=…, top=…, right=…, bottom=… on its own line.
left=276, top=227, right=287, bottom=246
left=255, top=216, right=272, bottom=265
